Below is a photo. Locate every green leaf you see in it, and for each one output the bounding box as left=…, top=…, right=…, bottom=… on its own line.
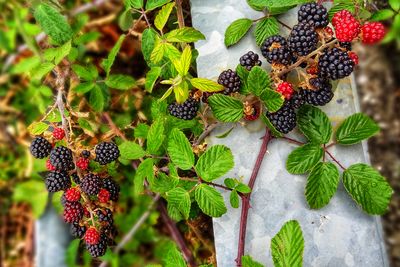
left=164, top=243, right=186, bottom=267
left=119, top=9, right=134, bottom=31
left=27, top=121, right=48, bottom=135
left=105, top=74, right=136, bottom=90
left=134, top=158, right=154, bottom=194
left=134, top=123, right=150, bottom=139
left=71, top=64, right=98, bottom=81
left=328, top=3, right=355, bottom=20
left=195, top=184, right=227, bottom=217
left=125, top=0, right=143, bottom=9
left=271, top=220, right=304, bottom=267
left=66, top=240, right=80, bottom=267
left=230, top=190, right=240, bottom=208
left=236, top=65, right=250, bottom=95
left=167, top=128, right=194, bottom=170
left=74, top=82, right=95, bottom=94
left=177, top=45, right=191, bottom=76
left=242, top=255, right=264, bottom=267
left=224, top=178, right=236, bottom=189
left=13, top=180, right=48, bottom=218
left=247, top=66, right=271, bottom=96
left=34, top=4, right=73, bottom=45
left=335, top=113, right=380, bottom=145
left=247, top=0, right=268, bottom=11
left=297, top=105, right=332, bottom=144
left=102, top=34, right=126, bottom=76
left=167, top=187, right=191, bottom=221
left=145, top=67, right=161, bottom=92
left=142, top=28, right=157, bottom=63
left=118, top=141, right=146, bottom=160
left=190, top=78, right=224, bottom=92
left=151, top=40, right=166, bottom=63
left=236, top=183, right=251, bottom=194
left=261, top=114, right=283, bottom=137
left=224, top=18, right=253, bottom=47
left=390, top=0, right=400, bottom=11
left=155, top=2, right=175, bottom=31
left=11, top=56, right=40, bottom=74
left=89, top=85, right=105, bottom=112
left=165, top=27, right=205, bottom=43
left=267, top=0, right=311, bottom=8
left=147, top=119, right=165, bottom=154
left=195, top=145, right=234, bottom=182
left=260, top=89, right=284, bottom=113
left=146, top=0, right=172, bottom=11
left=44, top=41, right=71, bottom=64
left=208, top=94, right=244, bottom=122
left=254, top=17, right=279, bottom=46
left=31, top=62, right=55, bottom=80
left=164, top=43, right=181, bottom=61
left=152, top=172, right=178, bottom=193
left=305, top=162, right=340, bottom=209
left=370, top=9, right=395, bottom=21
left=286, top=144, right=324, bottom=174
left=343, top=163, right=393, bottom=215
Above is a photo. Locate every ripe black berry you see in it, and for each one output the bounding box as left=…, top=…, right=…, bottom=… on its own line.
left=96, top=208, right=113, bottom=224
left=300, top=77, right=334, bottom=106
left=168, top=98, right=199, bottom=120
left=45, top=171, right=71, bottom=192
left=102, top=178, right=120, bottom=201
left=339, top=42, right=352, bottom=51
left=94, top=142, right=120, bottom=165
left=218, top=69, right=241, bottom=94
left=239, top=51, right=262, bottom=70
left=70, top=223, right=86, bottom=239
left=289, top=91, right=305, bottom=110
left=318, top=47, right=354, bottom=80
left=81, top=150, right=91, bottom=158
left=63, top=202, right=84, bottom=223
left=81, top=173, right=102, bottom=196
left=86, top=234, right=107, bottom=257
left=71, top=172, right=81, bottom=184
left=261, top=35, right=292, bottom=65
left=298, top=3, right=328, bottom=28
left=30, top=137, right=52, bottom=159
left=288, top=23, right=318, bottom=56
left=266, top=102, right=297, bottom=134
left=49, top=146, right=74, bottom=171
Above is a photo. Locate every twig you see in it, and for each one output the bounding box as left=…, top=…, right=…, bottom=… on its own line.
left=54, top=66, right=70, bottom=141
left=277, top=19, right=292, bottom=30
left=325, top=149, right=346, bottom=170
left=175, top=0, right=185, bottom=28
left=140, top=8, right=151, bottom=28
left=103, top=112, right=127, bottom=141
left=236, top=128, right=273, bottom=266
left=194, top=123, right=219, bottom=146
left=279, top=136, right=304, bottom=146
left=180, top=177, right=233, bottom=191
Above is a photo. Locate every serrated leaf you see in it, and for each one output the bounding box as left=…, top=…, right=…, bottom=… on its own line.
left=236, top=64, right=250, bottom=95
left=195, top=184, right=227, bottom=217
left=167, top=187, right=191, bottom=221
left=142, top=28, right=157, bottom=64
left=224, top=178, right=236, bottom=189
left=118, top=141, right=146, bottom=160
left=164, top=42, right=181, bottom=61
left=145, top=67, right=161, bottom=92
left=286, top=144, right=324, bottom=174
left=13, top=181, right=48, bottom=218
left=155, top=2, right=175, bottom=31
left=195, top=145, right=234, bottom=182
left=236, top=183, right=251, bottom=194
left=151, top=40, right=166, bottom=63
left=146, top=0, right=172, bottom=11
left=305, top=162, right=340, bottom=209
left=208, top=94, right=244, bottom=122
left=343, top=163, right=393, bottom=215
left=167, top=128, right=194, bottom=170
left=125, top=0, right=143, bottom=8
left=147, top=119, right=165, bottom=154
left=152, top=172, right=178, bottom=193
left=105, top=74, right=136, bottom=90
left=89, top=85, right=105, bottom=112
left=134, top=158, right=154, bottom=194
left=328, top=3, right=355, bottom=20
left=11, top=56, right=40, bottom=74
left=254, top=17, right=279, bottom=46
left=297, top=105, right=332, bottom=144
left=34, top=4, right=72, bottom=45
left=119, top=9, right=134, bottom=31
left=261, top=114, right=283, bottom=137
left=31, top=62, right=55, bottom=80
left=27, top=121, right=48, bottom=135
left=71, top=64, right=98, bottom=81
left=247, top=66, right=271, bottom=96
left=44, top=41, right=71, bottom=64
left=164, top=244, right=186, bottom=267
left=242, top=255, right=264, bottom=267
left=390, top=0, right=400, bottom=11
left=224, top=18, right=253, bottom=47
left=336, top=113, right=380, bottom=145
left=271, top=220, right=304, bottom=267
left=74, top=82, right=95, bottom=94
left=260, top=89, right=284, bottom=112
left=268, top=0, right=311, bottom=7
left=102, top=34, right=126, bottom=76
left=370, top=9, right=395, bottom=21
left=178, top=45, right=191, bottom=76
left=165, top=27, right=205, bottom=43
left=190, top=78, right=224, bottom=92
left=134, top=123, right=150, bottom=139
left=230, top=190, right=240, bottom=208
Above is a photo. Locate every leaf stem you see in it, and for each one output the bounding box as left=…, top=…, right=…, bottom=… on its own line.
left=276, top=19, right=292, bottom=30
left=325, top=149, right=347, bottom=170
left=280, top=136, right=304, bottom=145
left=236, top=128, right=273, bottom=266
left=194, top=122, right=219, bottom=146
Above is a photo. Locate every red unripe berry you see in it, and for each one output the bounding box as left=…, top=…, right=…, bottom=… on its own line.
left=361, top=22, right=386, bottom=44
left=76, top=157, right=90, bottom=170
left=348, top=52, right=359, bottom=65
left=276, top=82, right=295, bottom=100
left=63, top=202, right=84, bottom=223
left=98, top=189, right=110, bottom=203
left=83, top=207, right=90, bottom=218
left=84, top=227, right=100, bottom=245
left=244, top=105, right=260, bottom=121
left=325, top=26, right=334, bottom=36
left=53, top=127, right=65, bottom=140
left=307, top=66, right=318, bottom=75
left=332, top=10, right=361, bottom=42
left=65, top=187, right=81, bottom=202
left=46, top=159, right=56, bottom=171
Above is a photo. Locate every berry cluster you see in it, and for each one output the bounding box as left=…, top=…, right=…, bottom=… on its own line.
left=29, top=127, right=120, bottom=257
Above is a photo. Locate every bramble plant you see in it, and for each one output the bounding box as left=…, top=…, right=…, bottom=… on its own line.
left=1, top=0, right=393, bottom=266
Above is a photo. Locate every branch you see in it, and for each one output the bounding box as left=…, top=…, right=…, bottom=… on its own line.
left=325, top=149, right=347, bottom=170
left=175, top=0, right=185, bottom=29
left=236, top=128, right=273, bottom=266
left=194, top=123, right=219, bottom=146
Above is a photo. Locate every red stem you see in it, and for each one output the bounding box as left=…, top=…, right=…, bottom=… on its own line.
left=235, top=128, right=273, bottom=266
left=325, top=150, right=347, bottom=170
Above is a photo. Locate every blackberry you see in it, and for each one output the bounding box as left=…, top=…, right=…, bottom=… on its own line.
left=218, top=69, right=241, bottom=94
left=318, top=47, right=354, bottom=80
left=30, top=137, right=52, bottom=159
left=102, top=178, right=120, bottom=201
left=288, top=23, right=318, bottom=56
left=298, top=3, right=328, bottom=28
left=94, top=142, right=120, bottom=165
left=96, top=209, right=113, bottom=224
left=71, top=173, right=81, bottom=184
left=261, top=35, right=292, bottom=65
left=266, top=102, right=296, bottom=134
left=63, top=202, right=84, bottom=223
left=239, top=51, right=262, bottom=70
left=339, top=42, right=352, bottom=51
left=61, top=192, right=70, bottom=207
left=289, top=91, right=305, bottom=110
left=70, top=223, right=86, bottom=239
left=81, top=150, right=90, bottom=158
left=49, top=146, right=74, bottom=171
left=81, top=173, right=102, bottom=196
left=300, top=77, right=334, bottom=106
left=168, top=98, right=199, bottom=120
left=86, top=234, right=107, bottom=257
left=45, top=171, right=71, bottom=192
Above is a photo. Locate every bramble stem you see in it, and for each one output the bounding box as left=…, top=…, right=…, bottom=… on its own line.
left=236, top=128, right=272, bottom=266
left=325, top=149, right=347, bottom=170
left=194, top=123, right=219, bottom=146
left=280, top=136, right=304, bottom=145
